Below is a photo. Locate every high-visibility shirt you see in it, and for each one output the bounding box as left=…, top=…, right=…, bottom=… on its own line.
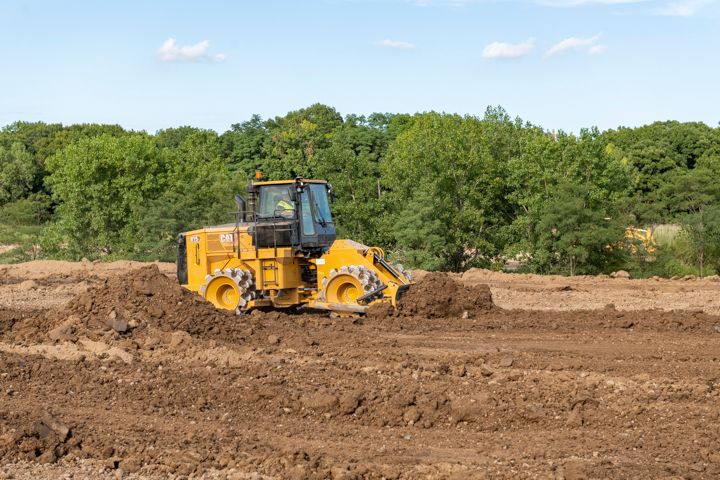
left=277, top=200, right=294, bottom=211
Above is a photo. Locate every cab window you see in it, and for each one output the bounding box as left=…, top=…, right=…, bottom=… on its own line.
left=300, top=190, right=315, bottom=235
left=258, top=185, right=293, bottom=218
left=309, top=183, right=333, bottom=224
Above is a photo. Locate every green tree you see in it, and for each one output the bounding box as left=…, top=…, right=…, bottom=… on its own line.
left=1, top=121, right=126, bottom=171
left=155, top=126, right=209, bottom=149
left=44, top=134, right=166, bottom=258
left=505, top=128, right=562, bottom=255
left=220, top=114, right=270, bottom=176
left=659, top=166, right=720, bottom=276
left=603, top=121, right=720, bottom=224
left=312, top=116, right=391, bottom=247
left=262, top=104, right=344, bottom=179
left=533, top=183, right=626, bottom=275
left=0, top=142, right=37, bottom=205
left=508, top=128, right=632, bottom=265
left=382, top=113, right=509, bottom=271
left=48, top=123, right=127, bottom=159
left=135, top=131, right=243, bottom=260
left=0, top=121, right=63, bottom=167
left=0, top=121, right=128, bottom=201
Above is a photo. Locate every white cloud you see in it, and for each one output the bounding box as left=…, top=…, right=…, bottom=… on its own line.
left=588, top=44, right=608, bottom=54
left=655, top=0, right=714, bottom=16
left=157, top=38, right=226, bottom=62
left=545, top=34, right=601, bottom=57
left=482, top=39, right=534, bottom=59
left=375, top=39, right=415, bottom=49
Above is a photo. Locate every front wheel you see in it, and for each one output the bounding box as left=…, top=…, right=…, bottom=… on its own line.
left=320, top=265, right=382, bottom=305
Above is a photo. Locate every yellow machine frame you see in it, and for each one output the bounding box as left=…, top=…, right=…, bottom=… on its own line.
left=179, top=179, right=412, bottom=314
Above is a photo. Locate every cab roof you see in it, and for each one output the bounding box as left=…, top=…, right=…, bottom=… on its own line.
left=253, top=179, right=327, bottom=187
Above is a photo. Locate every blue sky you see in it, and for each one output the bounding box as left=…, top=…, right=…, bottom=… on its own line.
left=1, top=0, right=718, bottom=133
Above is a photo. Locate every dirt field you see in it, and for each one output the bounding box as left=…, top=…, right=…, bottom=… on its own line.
left=1, top=261, right=719, bottom=479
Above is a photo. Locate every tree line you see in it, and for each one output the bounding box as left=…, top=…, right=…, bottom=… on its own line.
left=1, top=104, right=719, bottom=277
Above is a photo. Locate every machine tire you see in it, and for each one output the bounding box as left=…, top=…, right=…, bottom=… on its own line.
left=320, top=265, right=383, bottom=305
left=199, top=268, right=256, bottom=313
left=393, top=263, right=413, bottom=282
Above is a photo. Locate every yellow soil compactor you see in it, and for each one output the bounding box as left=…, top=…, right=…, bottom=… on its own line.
left=177, top=177, right=412, bottom=315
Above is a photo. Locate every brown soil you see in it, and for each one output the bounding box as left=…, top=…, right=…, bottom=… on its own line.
left=459, top=267, right=720, bottom=314
left=1, top=262, right=720, bottom=479
left=43, top=264, right=237, bottom=343
left=0, top=260, right=175, bottom=311
left=369, top=272, right=494, bottom=319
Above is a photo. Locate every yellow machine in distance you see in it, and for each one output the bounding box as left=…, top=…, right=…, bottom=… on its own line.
left=177, top=177, right=412, bottom=314
left=623, top=227, right=656, bottom=254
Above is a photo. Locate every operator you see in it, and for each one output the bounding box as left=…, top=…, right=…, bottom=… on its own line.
left=274, top=192, right=295, bottom=218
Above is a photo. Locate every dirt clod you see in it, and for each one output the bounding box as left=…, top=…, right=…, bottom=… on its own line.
left=301, top=391, right=339, bottom=411
left=480, top=364, right=495, bottom=377
left=38, top=412, right=69, bottom=441
left=402, top=407, right=421, bottom=425
left=106, top=312, right=128, bottom=333
left=566, top=407, right=584, bottom=427
left=498, top=357, right=514, bottom=368
left=18, top=280, right=38, bottom=291
left=338, top=392, right=362, bottom=415
left=119, top=457, right=142, bottom=474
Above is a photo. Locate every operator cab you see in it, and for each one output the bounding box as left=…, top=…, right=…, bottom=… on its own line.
left=240, top=178, right=336, bottom=256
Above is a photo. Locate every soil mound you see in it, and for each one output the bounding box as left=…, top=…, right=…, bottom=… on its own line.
left=369, top=272, right=495, bottom=319
left=43, top=265, right=236, bottom=345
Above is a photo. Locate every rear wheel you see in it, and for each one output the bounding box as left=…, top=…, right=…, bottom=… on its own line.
left=200, top=268, right=255, bottom=313
left=204, top=277, right=240, bottom=309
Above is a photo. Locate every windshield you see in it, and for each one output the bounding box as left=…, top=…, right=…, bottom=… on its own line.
left=309, top=184, right=333, bottom=224
left=257, top=185, right=294, bottom=218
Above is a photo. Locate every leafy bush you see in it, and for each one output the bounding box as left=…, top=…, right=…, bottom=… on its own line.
left=0, top=194, right=51, bottom=262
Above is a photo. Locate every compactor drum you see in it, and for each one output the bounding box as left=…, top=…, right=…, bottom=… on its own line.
left=177, top=177, right=412, bottom=315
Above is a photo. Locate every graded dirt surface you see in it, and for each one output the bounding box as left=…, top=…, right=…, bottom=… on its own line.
left=0, top=260, right=175, bottom=310
left=1, top=262, right=720, bottom=479
left=458, top=268, right=720, bottom=315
